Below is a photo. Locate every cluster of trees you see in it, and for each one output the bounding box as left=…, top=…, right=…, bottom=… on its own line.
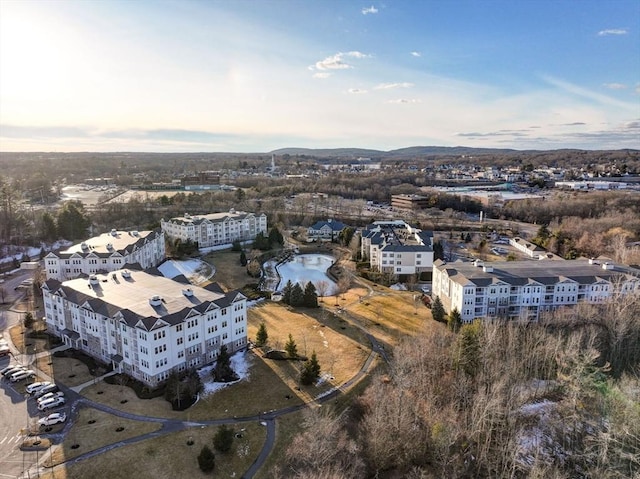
left=212, top=345, right=238, bottom=383
left=197, top=424, right=237, bottom=473
left=253, top=227, right=284, bottom=251
left=278, top=293, right=640, bottom=478
left=166, top=238, right=198, bottom=258
left=280, top=280, right=319, bottom=308
left=164, top=368, right=203, bottom=410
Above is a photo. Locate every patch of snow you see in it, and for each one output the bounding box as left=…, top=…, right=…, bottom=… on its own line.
left=158, top=259, right=212, bottom=284
left=199, top=240, right=253, bottom=254
left=198, top=350, right=252, bottom=395
left=390, top=283, right=407, bottom=291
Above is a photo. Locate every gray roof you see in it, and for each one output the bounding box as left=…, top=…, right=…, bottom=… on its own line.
left=43, top=269, right=246, bottom=331
left=309, top=220, right=347, bottom=232
left=49, top=230, right=161, bottom=259
left=166, top=211, right=265, bottom=226
left=436, top=259, right=640, bottom=288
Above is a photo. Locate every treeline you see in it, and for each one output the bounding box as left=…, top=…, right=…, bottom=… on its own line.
left=276, top=295, right=640, bottom=478
left=496, top=191, right=640, bottom=260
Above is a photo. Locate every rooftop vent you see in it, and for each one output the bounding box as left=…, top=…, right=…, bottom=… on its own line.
left=149, top=295, right=162, bottom=307
left=182, top=288, right=194, bottom=297
left=473, top=260, right=484, bottom=268
left=184, top=213, right=191, bottom=219
left=111, top=228, right=117, bottom=236
left=589, top=258, right=600, bottom=265
left=81, top=242, right=89, bottom=250
left=483, top=265, right=494, bottom=273
left=131, top=230, right=139, bottom=236
left=106, top=243, right=113, bottom=251
left=602, top=262, right=615, bottom=270
left=89, top=275, right=99, bottom=286
left=121, top=270, right=131, bottom=279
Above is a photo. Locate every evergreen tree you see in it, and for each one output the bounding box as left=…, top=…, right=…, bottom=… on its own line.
left=433, top=240, right=444, bottom=261
left=448, top=308, right=463, bottom=333
left=197, top=445, right=216, bottom=473
left=300, top=351, right=321, bottom=385
left=282, top=280, right=294, bottom=304
left=338, top=227, right=354, bottom=246
left=465, top=232, right=472, bottom=243
left=56, top=200, right=91, bottom=240
left=255, top=322, right=268, bottom=347
left=231, top=240, right=242, bottom=252
left=253, top=231, right=269, bottom=250
left=268, top=227, right=284, bottom=248
left=213, top=424, right=235, bottom=453
left=23, top=311, right=34, bottom=329
left=213, top=345, right=238, bottom=382
left=39, top=247, right=46, bottom=260
left=303, top=281, right=318, bottom=308
left=285, top=334, right=298, bottom=359
left=290, top=283, right=304, bottom=307
left=239, top=250, right=247, bottom=266
left=457, top=320, right=482, bottom=378
left=40, top=211, right=57, bottom=242
left=431, top=296, right=446, bottom=323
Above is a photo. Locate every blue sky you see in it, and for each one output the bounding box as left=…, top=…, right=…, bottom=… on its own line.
left=0, top=0, right=638, bottom=152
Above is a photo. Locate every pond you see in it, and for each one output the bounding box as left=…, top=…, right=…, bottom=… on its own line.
left=267, top=254, right=337, bottom=296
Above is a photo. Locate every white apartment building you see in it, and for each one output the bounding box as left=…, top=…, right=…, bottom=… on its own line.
left=161, top=209, right=267, bottom=248
left=361, top=220, right=434, bottom=276
left=44, top=230, right=165, bottom=281
left=433, top=259, right=640, bottom=322
left=42, top=269, right=248, bottom=387
left=509, top=237, right=546, bottom=259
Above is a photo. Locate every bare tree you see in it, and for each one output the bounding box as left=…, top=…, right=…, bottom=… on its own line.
left=316, top=280, right=329, bottom=302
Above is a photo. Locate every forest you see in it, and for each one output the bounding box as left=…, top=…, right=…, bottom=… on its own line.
left=276, top=296, right=640, bottom=478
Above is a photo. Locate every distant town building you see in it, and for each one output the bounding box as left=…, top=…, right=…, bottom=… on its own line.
left=391, top=194, right=430, bottom=211
left=509, top=237, right=547, bottom=259
left=42, top=269, right=248, bottom=387
left=555, top=181, right=628, bottom=190
left=181, top=171, right=221, bottom=191
left=361, top=220, right=434, bottom=276
left=161, top=210, right=267, bottom=249
left=307, top=219, right=348, bottom=241
left=433, top=258, right=640, bottom=322
left=44, top=230, right=165, bottom=281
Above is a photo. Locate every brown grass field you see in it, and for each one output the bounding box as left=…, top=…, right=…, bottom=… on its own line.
left=202, top=249, right=253, bottom=291
left=38, top=421, right=266, bottom=479
left=43, top=408, right=162, bottom=468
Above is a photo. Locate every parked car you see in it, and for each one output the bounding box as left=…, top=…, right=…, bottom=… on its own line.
left=37, top=391, right=64, bottom=404
left=1, top=365, right=25, bottom=377
left=26, top=381, right=53, bottom=395
left=0, top=345, right=10, bottom=357
left=34, top=384, right=59, bottom=399
left=38, top=396, right=65, bottom=411
left=38, top=412, right=67, bottom=427
left=10, top=369, right=35, bottom=382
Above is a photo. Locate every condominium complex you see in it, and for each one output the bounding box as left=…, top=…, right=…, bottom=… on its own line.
left=433, top=259, right=640, bottom=322
left=42, top=269, right=248, bottom=387
left=161, top=210, right=267, bottom=248
left=44, top=230, right=165, bottom=281
left=361, top=220, right=434, bottom=275
left=307, top=219, right=348, bottom=241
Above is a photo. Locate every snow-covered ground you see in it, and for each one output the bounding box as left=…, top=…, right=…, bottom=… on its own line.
left=0, top=240, right=72, bottom=264
left=271, top=254, right=337, bottom=295
left=158, top=259, right=213, bottom=284
left=198, top=350, right=252, bottom=395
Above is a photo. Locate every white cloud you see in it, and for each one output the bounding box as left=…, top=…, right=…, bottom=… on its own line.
left=374, top=82, right=414, bottom=90
left=313, top=72, right=332, bottom=79
left=597, top=28, right=628, bottom=36
left=603, top=83, right=627, bottom=90
left=362, top=5, right=378, bottom=15
left=386, top=98, right=421, bottom=104
left=410, top=51, right=421, bottom=57
left=541, top=74, right=637, bottom=111
left=312, top=51, right=370, bottom=71
left=348, top=88, right=367, bottom=94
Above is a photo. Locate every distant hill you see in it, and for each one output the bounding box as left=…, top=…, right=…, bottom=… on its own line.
left=271, top=146, right=523, bottom=158
left=270, top=147, right=385, bottom=157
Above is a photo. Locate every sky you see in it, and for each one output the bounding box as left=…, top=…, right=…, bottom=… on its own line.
left=0, top=0, right=639, bottom=152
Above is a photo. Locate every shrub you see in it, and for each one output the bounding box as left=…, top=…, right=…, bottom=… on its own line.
left=197, top=445, right=215, bottom=473
left=213, top=424, right=234, bottom=453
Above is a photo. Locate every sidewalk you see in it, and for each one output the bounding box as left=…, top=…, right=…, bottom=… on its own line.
left=69, top=370, right=118, bottom=393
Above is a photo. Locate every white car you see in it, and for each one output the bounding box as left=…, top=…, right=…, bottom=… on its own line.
left=26, top=381, right=53, bottom=395
left=38, top=396, right=65, bottom=411
left=34, top=384, right=58, bottom=398
left=38, top=412, right=67, bottom=426
left=37, top=391, right=64, bottom=404
left=0, top=345, right=10, bottom=357
left=2, top=365, right=25, bottom=377
left=9, top=369, right=35, bottom=382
